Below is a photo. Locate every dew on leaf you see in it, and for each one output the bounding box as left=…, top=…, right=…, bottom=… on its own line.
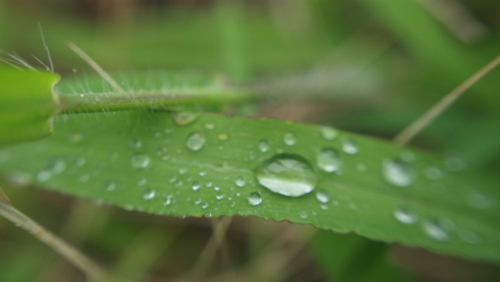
left=316, top=148, right=341, bottom=172
left=131, top=139, right=142, bottom=149
left=143, top=188, right=156, bottom=200
left=79, top=174, right=90, bottom=182
left=400, top=151, right=415, bottom=163
left=74, top=157, right=86, bottom=167
left=186, top=132, right=205, bottom=151
left=217, top=133, right=229, bottom=141
left=459, top=230, right=481, bottom=244
left=138, top=177, right=147, bottom=186
left=320, top=127, right=338, bottom=141
left=48, top=158, right=66, bottom=174
left=201, top=202, right=209, bottom=209
left=342, top=139, right=358, bottom=154
left=173, top=112, right=198, bottom=126
left=235, top=176, right=246, bottom=187
left=382, top=159, right=413, bottom=187
left=36, top=169, right=52, bottom=182
left=105, top=182, right=116, bottom=192
left=466, top=191, right=491, bottom=209
left=315, top=190, right=329, bottom=203
left=283, top=132, right=296, bottom=146
left=423, top=219, right=450, bottom=242
left=300, top=212, right=308, bottom=219
left=248, top=192, right=262, bottom=206
left=192, top=181, right=201, bottom=191
left=393, top=206, right=418, bottom=224
left=258, top=140, right=270, bottom=153
left=131, top=153, right=150, bottom=169
left=255, top=153, right=317, bottom=197
left=423, top=167, right=443, bottom=180
left=216, top=193, right=224, bottom=200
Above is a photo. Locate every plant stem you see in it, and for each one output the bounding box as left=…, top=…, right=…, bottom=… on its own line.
left=394, top=53, right=500, bottom=145
left=0, top=188, right=108, bottom=281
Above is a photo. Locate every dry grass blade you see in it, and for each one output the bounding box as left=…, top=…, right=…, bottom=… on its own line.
left=0, top=186, right=109, bottom=281
left=394, top=53, right=500, bottom=145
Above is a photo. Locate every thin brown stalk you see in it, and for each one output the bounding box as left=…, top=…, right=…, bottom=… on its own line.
left=394, top=53, right=500, bottom=145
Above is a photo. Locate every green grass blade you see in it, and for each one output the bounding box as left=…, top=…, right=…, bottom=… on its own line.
left=0, top=67, right=60, bottom=146
left=0, top=111, right=498, bottom=265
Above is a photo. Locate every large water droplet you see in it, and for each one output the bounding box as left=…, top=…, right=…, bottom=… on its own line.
left=235, top=176, right=245, bottom=187
left=258, top=140, right=270, bottom=153
left=342, top=139, right=358, bottom=154
left=248, top=192, right=262, bottom=206
left=320, top=127, right=338, bottom=141
left=283, top=132, right=296, bottom=146
left=423, top=219, right=450, bottom=242
left=316, top=148, right=341, bottom=172
left=382, top=159, right=413, bottom=187
left=143, top=188, right=156, bottom=200
left=394, top=207, right=418, bottom=224
left=173, top=112, right=198, bottom=126
left=131, top=153, right=150, bottom=169
left=315, top=190, right=329, bottom=203
left=255, top=153, right=317, bottom=197
left=186, top=132, right=206, bottom=151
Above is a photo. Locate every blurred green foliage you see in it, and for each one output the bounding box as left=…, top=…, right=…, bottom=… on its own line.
left=1, top=0, right=500, bottom=281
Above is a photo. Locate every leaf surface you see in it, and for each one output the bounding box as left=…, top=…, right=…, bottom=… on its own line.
left=0, top=110, right=498, bottom=264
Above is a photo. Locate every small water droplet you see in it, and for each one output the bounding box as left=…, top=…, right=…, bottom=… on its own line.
left=205, top=122, right=215, bottom=130
left=131, top=153, right=150, bottom=169
left=320, top=204, right=328, bottom=210
left=173, top=112, right=198, bottom=126
left=235, top=176, right=246, bottom=187
left=178, top=167, right=187, bottom=174
left=382, top=159, right=413, bottom=187
left=258, top=140, right=270, bottom=153
left=342, top=139, right=358, bottom=154
left=300, top=212, right=308, bottom=219
left=445, top=157, right=467, bottom=171
left=216, top=193, right=224, bottom=200
left=394, top=207, right=418, bottom=224
left=206, top=181, right=213, bottom=188
left=283, top=132, right=296, bottom=146
left=217, top=133, right=229, bottom=141
left=192, top=181, right=201, bottom=191
left=131, top=139, right=142, bottom=149
left=186, top=132, right=206, bottom=151
left=247, top=192, right=262, bottom=206
left=320, top=127, right=338, bottom=141
left=255, top=153, right=317, bottom=197
left=201, top=202, right=209, bottom=209
left=169, top=175, right=177, bottom=183
left=48, top=158, right=66, bottom=174
left=400, top=151, right=415, bottom=163
left=79, top=174, right=90, bottom=182
left=74, top=157, right=86, bottom=167
left=70, top=133, right=83, bottom=144
left=194, top=198, right=202, bottom=205
left=214, top=186, right=220, bottom=191
left=459, top=230, right=481, bottom=244
left=315, top=190, right=329, bottom=203
left=316, top=148, right=341, bottom=172
left=466, top=191, right=491, bottom=209
left=163, top=196, right=173, bottom=206
left=423, top=219, right=450, bottom=242
left=143, top=188, right=156, bottom=200
left=106, top=182, right=116, bottom=191
left=199, top=171, right=206, bottom=177
left=424, top=167, right=443, bottom=180
left=138, top=178, right=147, bottom=186
left=36, top=169, right=52, bottom=182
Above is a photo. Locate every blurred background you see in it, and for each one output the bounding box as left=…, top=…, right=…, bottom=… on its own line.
left=1, top=0, right=500, bottom=281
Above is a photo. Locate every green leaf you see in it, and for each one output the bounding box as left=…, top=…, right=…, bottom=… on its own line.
left=0, top=110, right=498, bottom=265
left=0, top=67, right=60, bottom=146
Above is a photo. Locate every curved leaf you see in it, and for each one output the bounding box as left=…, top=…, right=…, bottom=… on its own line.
left=0, top=110, right=498, bottom=265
